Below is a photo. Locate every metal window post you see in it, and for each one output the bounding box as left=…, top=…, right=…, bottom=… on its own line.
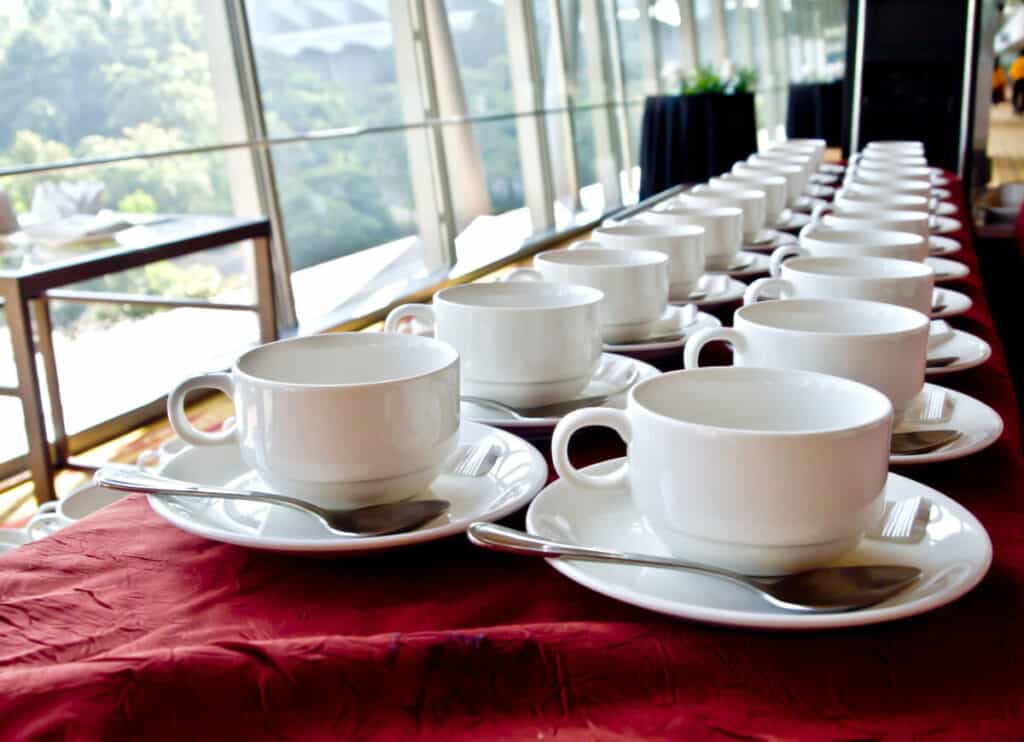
left=506, top=1, right=557, bottom=233
left=579, top=0, right=624, bottom=208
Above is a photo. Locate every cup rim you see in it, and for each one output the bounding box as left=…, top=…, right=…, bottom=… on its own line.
left=536, top=247, right=668, bottom=269
left=235, top=332, right=459, bottom=390
left=596, top=223, right=706, bottom=239
left=436, top=280, right=604, bottom=312
left=735, top=297, right=930, bottom=338
left=744, top=160, right=802, bottom=174
left=800, top=227, right=926, bottom=248
left=651, top=204, right=743, bottom=220
left=629, top=366, right=893, bottom=437
left=718, top=173, right=786, bottom=187
left=690, top=187, right=766, bottom=203
left=781, top=256, right=934, bottom=280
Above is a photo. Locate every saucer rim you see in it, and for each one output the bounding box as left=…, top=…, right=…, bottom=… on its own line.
left=926, top=256, right=970, bottom=282
left=148, top=420, right=548, bottom=553
left=890, top=382, right=1003, bottom=465
left=931, top=287, right=972, bottom=319
left=460, top=352, right=661, bottom=430
left=670, top=276, right=748, bottom=307
left=603, top=310, right=722, bottom=353
left=925, top=329, right=991, bottom=376
left=525, top=466, right=992, bottom=630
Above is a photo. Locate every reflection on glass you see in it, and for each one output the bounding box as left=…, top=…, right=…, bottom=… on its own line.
left=246, top=1, right=402, bottom=135
left=446, top=0, right=514, bottom=117
left=271, top=131, right=417, bottom=272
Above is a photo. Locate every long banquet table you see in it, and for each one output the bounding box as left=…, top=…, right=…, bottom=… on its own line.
left=3, top=176, right=1024, bottom=739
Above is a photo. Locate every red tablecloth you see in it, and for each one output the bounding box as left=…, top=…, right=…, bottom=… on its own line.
left=3, top=178, right=1024, bottom=740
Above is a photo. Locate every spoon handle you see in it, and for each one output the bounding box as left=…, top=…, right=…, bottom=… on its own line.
left=94, top=467, right=326, bottom=519
left=467, top=522, right=749, bottom=586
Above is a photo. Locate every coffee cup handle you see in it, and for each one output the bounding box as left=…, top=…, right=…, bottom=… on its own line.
left=683, top=327, right=746, bottom=369
left=503, top=268, right=543, bottom=282
left=383, top=303, right=436, bottom=335
left=769, top=244, right=808, bottom=277
left=25, top=510, right=67, bottom=541
left=167, top=372, right=238, bottom=447
left=743, top=277, right=793, bottom=305
left=809, top=202, right=833, bottom=224
left=552, top=408, right=632, bottom=491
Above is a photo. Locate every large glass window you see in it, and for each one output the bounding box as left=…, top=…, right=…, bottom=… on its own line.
left=0, top=0, right=821, bottom=481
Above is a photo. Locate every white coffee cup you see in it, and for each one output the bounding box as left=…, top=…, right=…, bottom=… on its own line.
left=791, top=227, right=929, bottom=263
left=771, top=142, right=825, bottom=171
left=842, top=176, right=934, bottom=200
left=507, top=246, right=669, bottom=343
left=636, top=205, right=742, bottom=271
left=711, top=174, right=786, bottom=224
left=591, top=223, right=706, bottom=294
left=744, top=256, right=935, bottom=316
left=386, top=281, right=602, bottom=409
left=856, top=153, right=929, bottom=169
left=833, top=188, right=932, bottom=214
left=850, top=166, right=932, bottom=185
left=169, top=332, right=461, bottom=507
left=551, top=366, right=893, bottom=575
left=25, top=484, right=129, bottom=540
left=734, top=161, right=803, bottom=207
left=866, top=140, right=925, bottom=154
left=684, top=298, right=929, bottom=413
left=680, top=186, right=767, bottom=243
left=754, top=149, right=815, bottom=182
left=809, top=204, right=931, bottom=240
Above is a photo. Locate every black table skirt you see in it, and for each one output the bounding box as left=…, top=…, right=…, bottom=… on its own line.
left=638, top=93, right=758, bottom=200
left=785, top=80, right=843, bottom=146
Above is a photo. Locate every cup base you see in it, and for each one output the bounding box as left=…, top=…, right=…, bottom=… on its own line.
left=464, top=373, right=593, bottom=408
left=601, top=319, right=660, bottom=345
left=704, top=252, right=740, bottom=272
left=258, top=461, right=445, bottom=511
left=643, top=520, right=864, bottom=576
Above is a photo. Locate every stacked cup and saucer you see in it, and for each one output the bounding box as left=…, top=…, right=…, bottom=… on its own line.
left=631, top=202, right=767, bottom=281
left=384, top=275, right=660, bottom=437
left=524, top=363, right=991, bottom=629
left=130, top=332, right=550, bottom=554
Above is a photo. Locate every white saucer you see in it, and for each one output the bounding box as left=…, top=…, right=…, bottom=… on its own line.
left=809, top=173, right=839, bottom=185
left=934, top=201, right=958, bottom=217
left=742, top=231, right=798, bottom=254
left=891, top=383, right=1003, bottom=464
left=670, top=275, right=747, bottom=307
left=929, top=235, right=962, bottom=256
left=805, top=184, right=835, bottom=198
left=525, top=466, right=991, bottom=630
left=745, top=227, right=786, bottom=247
left=931, top=287, right=972, bottom=319
left=931, top=216, right=962, bottom=234
left=604, top=307, right=722, bottom=356
left=460, top=353, right=660, bottom=433
left=926, top=328, right=992, bottom=375
left=927, top=166, right=944, bottom=177
left=774, top=210, right=811, bottom=232
left=932, top=175, right=951, bottom=187
left=926, top=256, right=970, bottom=282
left=792, top=195, right=828, bottom=213
left=149, top=420, right=548, bottom=554
left=709, top=250, right=771, bottom=277
left=820, top=164, right=845, bottom=175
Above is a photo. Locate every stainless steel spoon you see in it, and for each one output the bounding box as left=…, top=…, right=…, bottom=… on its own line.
left=468, top=523, right=922, bottom=613
left=95, top=468, right=450, bottom=536
left=891, top=429, right=963, bottom=455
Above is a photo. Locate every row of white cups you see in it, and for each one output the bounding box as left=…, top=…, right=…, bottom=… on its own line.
left=60, top=137, right=988, bottom=589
